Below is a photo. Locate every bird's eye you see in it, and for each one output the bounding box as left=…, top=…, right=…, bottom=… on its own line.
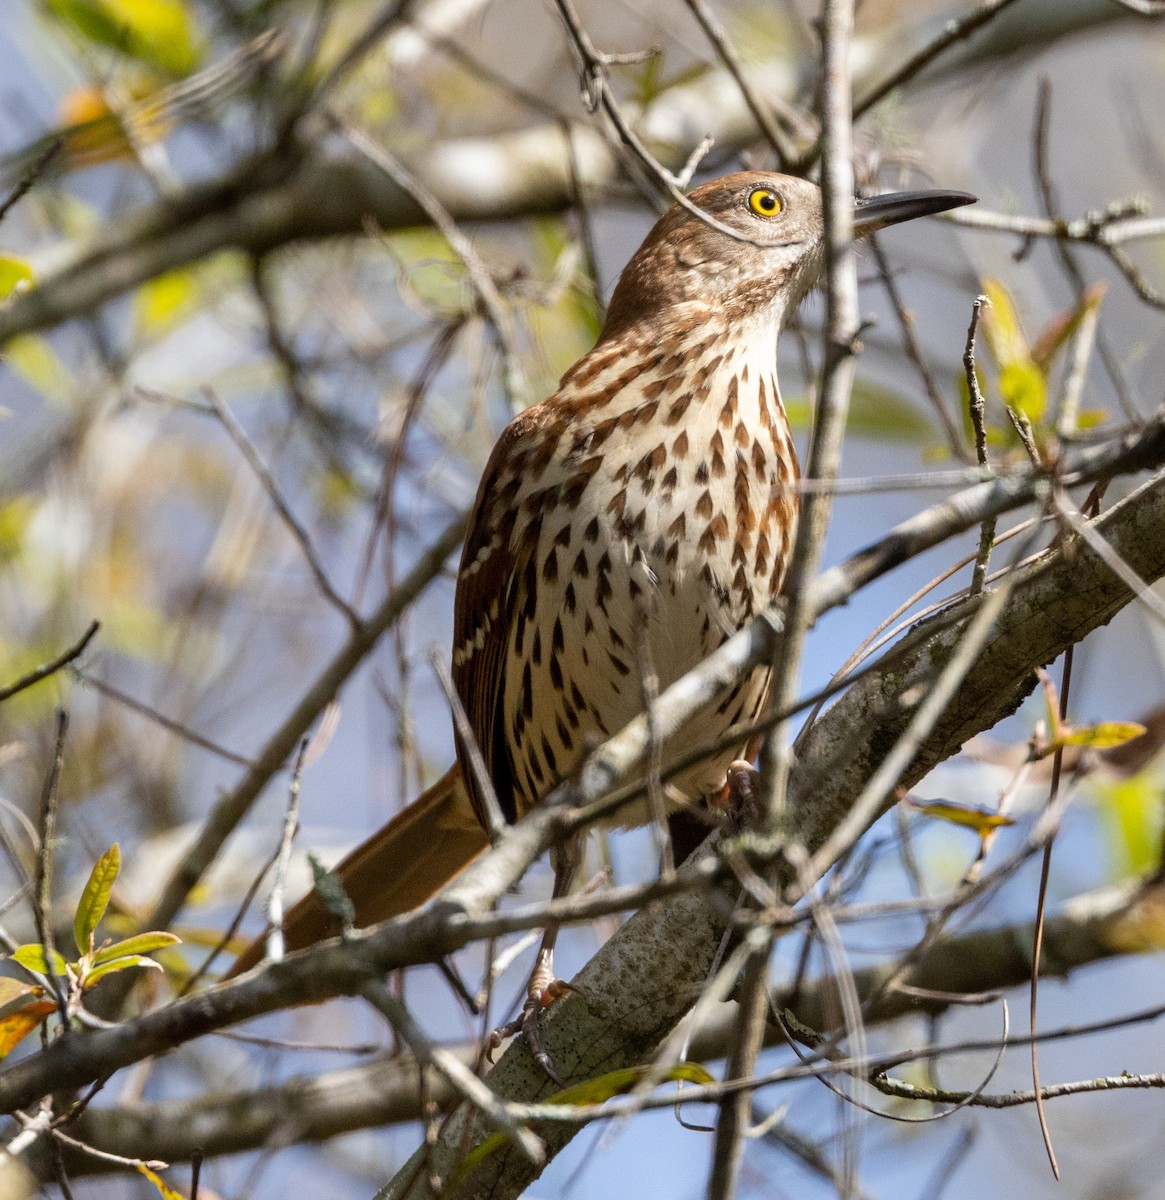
left=747, top=187, right=782, bottom=218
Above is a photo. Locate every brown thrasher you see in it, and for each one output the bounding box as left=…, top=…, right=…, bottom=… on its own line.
left=228, top=173, right=973, bottom=1045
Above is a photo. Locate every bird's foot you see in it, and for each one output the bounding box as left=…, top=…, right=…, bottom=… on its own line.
left=486, top=971, right=571, bottom=1084
left=723, top=759, right=761, bottom=828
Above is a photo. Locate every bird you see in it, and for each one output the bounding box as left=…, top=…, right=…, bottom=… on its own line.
left=227, top=172, right=974, bottom=1061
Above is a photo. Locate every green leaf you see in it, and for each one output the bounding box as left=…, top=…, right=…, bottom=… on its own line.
left=92, top=930, right=180, bottom=966
left=10, top=944, right=69, bottom=978
left=44, top=0, right=203, bottom=76
left=83, top=955, right=163, bottom=988
left=74, top=843, right=120, bottom=955
left=0, top=255, right=34, bottom=301
left=784, top=379, right=934, bottom=443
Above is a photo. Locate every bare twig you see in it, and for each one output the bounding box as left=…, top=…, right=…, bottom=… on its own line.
left=33, top=712, right=70, bottom=1026
left=0, top=621, right=99, bottom=704
left=852, top=0, right=1024, bottom=120
left=963, top=296, right=996, bottom=594
left=869, top=234, right=969, bottom=460
left=204, top=389, right=359, bottom=626
left=680, top=0, right=799, bottom=166
left=265, top=740, right=309, bottom=965
left=360, top=980, right=545, bottom=1166
left=141, top=511, right=468, bottom=940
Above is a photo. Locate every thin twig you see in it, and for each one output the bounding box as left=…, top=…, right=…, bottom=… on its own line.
left=852, top=0, right=1025, bottom=120
left=0, top=621, right=99, bottom=704
left=33, top=712, right=70, bottom=1027
left=963, top=296, right=996, bottom=594
left=0, top=136, right=62, bottom=225
left=869, top=234, right=969, bottom=460
left=205, top=388, right=360, bottom=626
left=681, top=0, right=797, bottom=166
left=265, top=739, right=310, bottom=965
left=336, top=119, right=527, bottom=410
left=1031, top=79, right=1142, bottom=420
left=70, top=668, right=254, bottom=768
left=360, top=980, right=545, bottom=1166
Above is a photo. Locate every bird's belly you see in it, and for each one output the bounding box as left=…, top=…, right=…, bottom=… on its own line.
left=503, top=408, right=796, bottom=823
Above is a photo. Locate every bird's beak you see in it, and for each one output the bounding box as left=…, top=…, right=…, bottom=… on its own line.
left=852, top=188, right=976, bottom=237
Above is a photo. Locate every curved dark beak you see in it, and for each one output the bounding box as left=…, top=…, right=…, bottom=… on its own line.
left=853, top=189, right=976, bottom=237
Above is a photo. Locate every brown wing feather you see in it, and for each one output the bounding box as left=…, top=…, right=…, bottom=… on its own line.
left=451, top=413, right=539, bottom=828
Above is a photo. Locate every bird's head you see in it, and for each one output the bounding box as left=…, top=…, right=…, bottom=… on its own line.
left=600, top=171, right=975, bottom=342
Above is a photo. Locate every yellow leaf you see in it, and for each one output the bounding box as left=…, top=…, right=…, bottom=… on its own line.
left=0, top=256, right=34, bottom=301
left=1058, top=721, right=1147, bottom=750
left=136, top=1163, right=186, bottom=1199
left=1094, top=773, right=1163, bottom=876
left=3, top=335, right=74, bottom=405
left=998, top=361, right=1046, bottom=423
left=907, top=797, right=1015, bottom=834
left=0, top=496, right=34, bottom=563
left=0, top=980, right=55, bottom=1060
left=134, top=267, right=199, bottom=334
left=45, top=0, right=203, bottom=76
left=1074, top=409, right=1108, bottom=430
left=980, top=279, right=1028, bottom=366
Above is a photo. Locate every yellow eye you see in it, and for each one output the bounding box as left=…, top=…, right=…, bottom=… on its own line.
left=747, top=187, right=782, bottom=218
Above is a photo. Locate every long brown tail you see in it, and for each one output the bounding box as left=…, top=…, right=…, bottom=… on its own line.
left=226, top=765, right=487, bottom=978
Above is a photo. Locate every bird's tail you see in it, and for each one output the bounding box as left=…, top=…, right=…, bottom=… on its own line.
left=225, top=764, right=487, bottom=978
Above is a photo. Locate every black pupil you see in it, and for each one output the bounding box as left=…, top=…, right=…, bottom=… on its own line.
left=758, top=194, right=774, bottom=210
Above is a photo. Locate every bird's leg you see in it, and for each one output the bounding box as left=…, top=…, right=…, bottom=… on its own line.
left=724, top=759, right=761, bottom=829
left=487, top=836, right=580, bottom=1083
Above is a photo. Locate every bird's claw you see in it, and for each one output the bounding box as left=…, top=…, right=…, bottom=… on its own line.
left=485, top=978, right=571, bottom=1085
left=723, top=759, right=761, bottom=828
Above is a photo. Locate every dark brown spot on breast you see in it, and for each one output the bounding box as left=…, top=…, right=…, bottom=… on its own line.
left=667, top=393, right=693, bottom=424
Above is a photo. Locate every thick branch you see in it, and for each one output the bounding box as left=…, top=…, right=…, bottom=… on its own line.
left=380, top=464, right=1165, bottom=1198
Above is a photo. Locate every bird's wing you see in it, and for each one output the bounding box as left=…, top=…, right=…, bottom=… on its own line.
left=450, top=414, right=539, bottom=828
